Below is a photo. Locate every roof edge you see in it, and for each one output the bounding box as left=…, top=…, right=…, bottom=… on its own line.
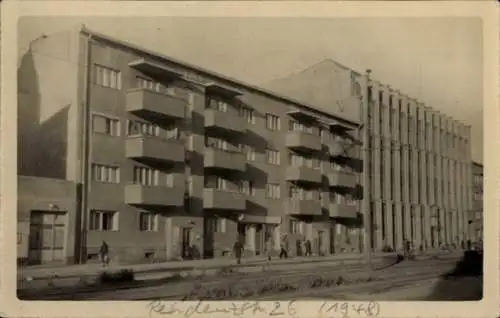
left=79, top=26, right=359, bottom=126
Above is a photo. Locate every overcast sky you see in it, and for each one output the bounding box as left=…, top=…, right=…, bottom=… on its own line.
left=18, top=16, right=483, bottom=162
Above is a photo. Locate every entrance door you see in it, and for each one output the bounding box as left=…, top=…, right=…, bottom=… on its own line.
left=255, top=225, right=264, bottom=255
left=237, top=223, right=246, bottom=243
left=28, top=211, right=66, bottom=265
left=318, top=230, right=325, bottom=256
left=330, top=224, right=336, bottom=254
left=181, top=228, right=192, bottom=259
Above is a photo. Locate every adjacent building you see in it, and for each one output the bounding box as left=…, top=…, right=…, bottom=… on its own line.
left=266, top=61, right=474, bottom=252
left=471, top=162, right=483, bottom=242
left=18, top=25, right=363, bottom=264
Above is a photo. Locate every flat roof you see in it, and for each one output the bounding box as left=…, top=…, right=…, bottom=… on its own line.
left=80, top=25, right=358, bottom=127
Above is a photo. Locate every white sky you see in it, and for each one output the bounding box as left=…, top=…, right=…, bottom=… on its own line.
left=18, top=16, right=483, bottom=162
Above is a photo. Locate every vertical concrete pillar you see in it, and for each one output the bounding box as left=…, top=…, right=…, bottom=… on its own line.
left=246, top=225, right=256, bottom=251
left=273, top=225, right=281, bottom=250
left=403, top=204, right=412, bottom=243
left=414, top=205, right=422, bottom=249
left=382, top=88, right=394, bottom=248
left=394, top=203, right=404, bottom=250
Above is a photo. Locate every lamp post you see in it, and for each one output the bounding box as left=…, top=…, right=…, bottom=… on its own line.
left=362, top=69, right=372, bottom=273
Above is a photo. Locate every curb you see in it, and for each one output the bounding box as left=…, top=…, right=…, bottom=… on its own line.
left=20, top=254, right=396, bottom=282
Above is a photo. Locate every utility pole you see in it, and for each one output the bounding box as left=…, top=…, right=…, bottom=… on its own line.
left=362, top=69, right=373, bottom=273
left=78, top=29, right=93, bottom=264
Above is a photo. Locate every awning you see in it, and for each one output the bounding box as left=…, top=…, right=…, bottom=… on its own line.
left=238, top=214, right=281, bottom=224
left=129, top=58, right=183, bottom=79
left=287, top=109, right=319, bottom=122
left=205, top=82, right=243, bottom=98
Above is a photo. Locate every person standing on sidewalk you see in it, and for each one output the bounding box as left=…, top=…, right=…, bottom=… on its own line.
left=233, top=239, right=244, bottom=265
left=279, top=235, right=289, bottom=259
left=99, top=240, right=109, bottom=268
left=305, top=239, right=312, bottom=257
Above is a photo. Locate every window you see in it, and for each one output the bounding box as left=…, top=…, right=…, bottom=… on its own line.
left=290, top=219, right=303, bottom=234
left=92, top=164, right=120, bottom=183
left=266, top=183, right=281, bottom=199
left=89, top=210, right=119, bottom=231
left=205, top=176, right=228, bottom=190
left=139, top=212, right=158, bottom=232
left=133, top=166, right=159, bottom=186
left=206, top=137, right=229, bottom=150
left=240, top=181, right=255, bottom=196
left=244, top=146, right=256, bottom=161
left=186, top=176, right=193, bottom=196
left=92, top=114, right=120, bottom=136
left=214, top=217, right=226, bottom=233
left=165, top=173, right=174, bottom=187
left=289, top=119, right=320, bottom=136
left=266, top=149, right=280, bottom=165
left=94, top=65, right=121, bottom=89
left=265, top=113, right=280, bottom=131
left=127, top=120, right=160, bottom=137
left=240, top=106, right=255, bottom=124
left=164, top=124, right=180, bottom=140
left=137, top=76, right=158, bottom=92
left=216, top=100, right=228, bottom=112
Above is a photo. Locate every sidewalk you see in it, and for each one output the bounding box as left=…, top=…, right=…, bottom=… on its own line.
left=19, top=252, right=379, bottom=281
left=19, top=249, right=461, bottom=282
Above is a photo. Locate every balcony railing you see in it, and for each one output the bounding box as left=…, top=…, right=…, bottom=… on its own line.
left=328, top=203, right=358, bottom=218
left=204, top=147, right=246, bottom=171
left=125, top=184, right=184, bottom=207
left=284, top=198, right=323, bottom=216
left=126, top=136, right=185, bottom=163
left=203, top=188, right=246, bottom=210
left=126, top=88, right=186, bottom=119
left=285, top=166, right=322, bottom=184
left=328, top=170, right=356, bottom=188
left=286, top=131, right=322, bottom=152
left=204, top=109, right=246, bottom=134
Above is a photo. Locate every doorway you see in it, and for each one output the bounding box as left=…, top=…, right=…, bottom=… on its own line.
left=237, top=223, right=246, bottom=243
left=318, top=230, right=325, bottom=256
left=28, top=210, right=66, bottom=265
left=180, top=227, right=192, bottom=259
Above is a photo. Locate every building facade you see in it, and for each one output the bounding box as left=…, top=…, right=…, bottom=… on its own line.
left=362, top=76, right=473, bottom=251
left=18, top=26, right=364, bottom=264
left=471, top=162, right=483, bottom=242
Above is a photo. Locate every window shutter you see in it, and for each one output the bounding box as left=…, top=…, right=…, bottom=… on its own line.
left=112, top=212, right=120, bottom=231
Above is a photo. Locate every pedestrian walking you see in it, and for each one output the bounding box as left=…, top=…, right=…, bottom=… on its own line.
left=233, top=239, right=244, bottom=265
left=305, top=239, right=312, bottom=257
left=99, top=240, right=109, bottom=267
left=279, top=235, right=289, bottom=259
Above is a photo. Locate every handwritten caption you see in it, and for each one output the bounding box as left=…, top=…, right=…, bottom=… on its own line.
left=148, top=300, right=380, bottom=318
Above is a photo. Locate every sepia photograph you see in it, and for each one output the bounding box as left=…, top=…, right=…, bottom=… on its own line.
left=1, top=1, right=498, bottom=317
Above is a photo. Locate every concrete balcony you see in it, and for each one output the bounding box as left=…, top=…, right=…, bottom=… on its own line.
left=204, top=109, right=246, bottom=134
left=285, top=199, right=323, bottom=216
left=126, top=88, right=185, bottom=119
left=126, top=136, right=185, bottom=163
left=203, top=189, right=246, bottom=210
left=329, top=203, right=358, bottom=218
left=125, top=184, right=184, bottom=207
left=328, top=140, right=345, bottom=157
left=327, top=170, right=357, bottom=188
left=285, top=166, right=322, bottom=184
left=286, top=131, right=322, bottom=152
left=204, top=148, right=246, bottom=172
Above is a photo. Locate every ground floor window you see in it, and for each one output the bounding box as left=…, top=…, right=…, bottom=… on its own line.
left=89, top=210, right=119, bottom=231
left=290, top=219, right=303, bottom=234
left=139, top=212, right=158, bottom=232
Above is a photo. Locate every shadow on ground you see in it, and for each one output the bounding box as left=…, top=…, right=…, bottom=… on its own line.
left=425, top=250, right=483, bottom=301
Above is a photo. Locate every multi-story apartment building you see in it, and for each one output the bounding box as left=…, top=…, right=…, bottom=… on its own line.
left=18, top=25, right=363, bottom=264
left=266, top=61, right=474, bottom=253
left=471, top=162, right=483, bottom=242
